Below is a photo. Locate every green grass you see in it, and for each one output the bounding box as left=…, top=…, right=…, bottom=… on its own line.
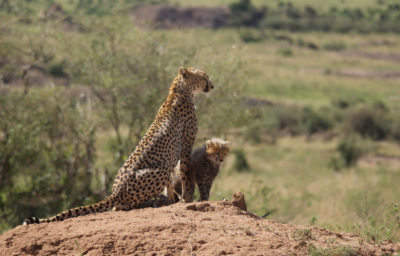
left=151, top=29, right=400, bottom=109
left=210, top=136, right=400, bottom=241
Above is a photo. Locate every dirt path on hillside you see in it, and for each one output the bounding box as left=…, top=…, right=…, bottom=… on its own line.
left=1, top=194, right=399, bottom=256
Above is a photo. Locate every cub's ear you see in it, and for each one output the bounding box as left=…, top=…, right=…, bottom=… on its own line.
left=224, top=141, right=231, bottom=149
left=179, top=67, right=189, bottom=79
left=205, top=140, right=214, bottom=149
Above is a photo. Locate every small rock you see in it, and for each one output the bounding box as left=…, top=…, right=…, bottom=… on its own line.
left=231, top=192, right=247, bottom=211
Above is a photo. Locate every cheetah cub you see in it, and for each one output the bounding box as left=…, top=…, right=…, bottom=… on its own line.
left=168, top=138, right=230, bottom=202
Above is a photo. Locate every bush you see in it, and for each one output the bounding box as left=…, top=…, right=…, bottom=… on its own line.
left=232, top=149, right=250, bottom=172
left=337, top=138, right=362, bottom=167
left=229, top=0, right=266, bottom=27
left=274, top=105, right=302, bottom=134
left=330, top=136, right=363, bottom=170
left=323, top=41, right=346, bottom=51
left=0, top=89, right=97, bottom=229
left=302, top=107, right=333, bottom=135
left=277, top=47, right=293, bottom=57
left=346, top=106, right=391, bottom=141
left=238, top=29, right=265, bottom=43
left=392, top=119, right=400, bottom=143
left=47, top=61, right=68, bottom=77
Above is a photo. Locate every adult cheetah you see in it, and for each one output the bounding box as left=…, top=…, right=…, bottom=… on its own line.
left=23, top=67, right=214, bottom=224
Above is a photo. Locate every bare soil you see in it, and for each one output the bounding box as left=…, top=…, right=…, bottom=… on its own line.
left=339, top=50, right=400, bottom=63
left=1, top=193, right=399, bottom=256
left=335, top=69, right=400, bottom=79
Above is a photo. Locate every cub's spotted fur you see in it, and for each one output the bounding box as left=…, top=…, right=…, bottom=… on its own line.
left=168, top=138, right=230, bottom=202
left=23, top=67, right=214, bottom=225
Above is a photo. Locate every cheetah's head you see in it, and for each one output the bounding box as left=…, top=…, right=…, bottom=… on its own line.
left=179, top=67, right=214, bottom=95
left=205, top=138, right=230, bottom=165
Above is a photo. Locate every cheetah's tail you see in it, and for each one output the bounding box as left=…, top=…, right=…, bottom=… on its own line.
left=23, top=194, right=118, bottom=225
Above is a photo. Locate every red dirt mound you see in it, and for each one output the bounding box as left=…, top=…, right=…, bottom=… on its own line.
left=1, top=194, right=399, bottom=256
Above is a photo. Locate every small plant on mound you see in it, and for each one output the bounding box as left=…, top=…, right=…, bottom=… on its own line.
left=308, top=244, right=356, bottom=256
left=293, top=228, right=313, bottom=240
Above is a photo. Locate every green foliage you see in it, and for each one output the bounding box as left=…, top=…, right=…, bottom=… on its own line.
left=345, top=105, right=391, bottom=141
left=392, top=119, right=400, bottom=143
left=393, top=203, right=400, bottom=228
left=47, top=61, right=68, bottom=78
left=331, top=136, right=363, bottom=169
left=65, top=16, right=195, bottom=164
left=229, top=0, right=266, bottom=27
left=277, top=47, right=293, bottom=57
left=0, top=88, right=97, bottom=229
left=344, top=188, right=400, bottom=243
left=232, top=149, right=250, bottom=172
left=258, top=1, right=400, bottom=33
left=238, top=29, right=265, bottom=43
left=302, top=107, right=333, bottom=135
left=323, top=41, right=347, bottom=51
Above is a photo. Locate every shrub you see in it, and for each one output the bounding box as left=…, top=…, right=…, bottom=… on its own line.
left=238, top=29, right=264, bottom=43
left=274, top=105, right=302, bottom=134
left=47, top=61, right=68, bottom=77
left=229, top=0, right=266, bottom=27
left=346, top=106, right=391, bottom=140
left=323, top=41, right=346, bottom=51
left=0, top=89, right=97, bottom=230
left=331, top=136, right=363, bottom=169
left=277, top=47, right=293, bottom=57
left=392, top=119, right=400, bottom=142
left=232, top=149, right=250, bottom=172
left=302, top=107, right=333, bottom=135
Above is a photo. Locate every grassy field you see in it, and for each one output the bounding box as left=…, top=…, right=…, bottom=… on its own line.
left=171, top=0, right=399, bottom=9
left=158, top=29, right=400, bottom=108
left=211, top=136, right=400, bottom=241
left=1, top=0, right=400, bottom=242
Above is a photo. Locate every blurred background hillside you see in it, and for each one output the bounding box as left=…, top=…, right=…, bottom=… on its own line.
left=1, top=0, right=399, bottom=242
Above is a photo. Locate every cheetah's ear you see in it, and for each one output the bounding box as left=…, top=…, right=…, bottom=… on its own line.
left=179, top=67, right=190, bottom=79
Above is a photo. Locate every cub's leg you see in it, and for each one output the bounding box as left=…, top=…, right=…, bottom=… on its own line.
left=197, top=179, right=213, bottom=202
left=186, top=181, right=195, bottom=202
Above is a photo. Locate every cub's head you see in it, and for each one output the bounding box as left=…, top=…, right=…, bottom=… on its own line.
left=179, top=67, right=214, bottom=95
left=205, top=138, right=230, bottom=165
